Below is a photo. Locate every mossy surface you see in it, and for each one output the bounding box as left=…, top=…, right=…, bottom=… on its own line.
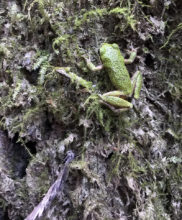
left=0, top=0, right=181, bottom=219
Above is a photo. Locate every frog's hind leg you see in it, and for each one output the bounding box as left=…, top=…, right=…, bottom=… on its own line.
left=102, top=90, right=128, bottom=97
left=100, top=92, right=133, bottom=109
left=131, top=71, right=143, bottom=99
left=99, top=99, right=131, bottom=113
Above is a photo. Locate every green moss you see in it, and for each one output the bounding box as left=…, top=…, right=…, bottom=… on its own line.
left=161, top=22, right=182, bottom=49
left=107, top=152, right=122, bottom=182
left=52, top=35, right=70, bottom=54
left=128, top=151, right=147, bottom=176
left=0, top=197, right=7, bottom=212
left=37, top=169, right=50, bottom=197
left=0, top=43, right=11, bottom=57
left=84, top=94, right=108, bottom=128
left=12, top=79, right=22, bottom=101
left=28, top=0, right=50, bottom=22
left=23, top=106, right=43, bottom=124
left=33, top=51, right=51, bottom=85
left=73, top=7, right=137, bottom=31
left=70, top=160, right=101, bottom=186
left=109, top=7, right=137, bottom=30
left=74, top=8, right=107, bottom=27
left=55, top=67, right=93, bottom=91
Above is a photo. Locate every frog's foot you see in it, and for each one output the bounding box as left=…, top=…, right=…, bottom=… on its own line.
left=99, top=92, right=133, bottom=112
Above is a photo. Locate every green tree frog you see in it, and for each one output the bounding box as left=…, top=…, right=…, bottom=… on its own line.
left=84, top=43, right=143, bottom=112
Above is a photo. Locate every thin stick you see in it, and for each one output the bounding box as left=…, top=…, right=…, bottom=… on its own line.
left=25, top=151, right=75, bottom=220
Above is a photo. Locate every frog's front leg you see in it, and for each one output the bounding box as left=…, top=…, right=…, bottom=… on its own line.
left=124, top=50, right=137, bottom=64
left=83, top=57, right=103, bottom=71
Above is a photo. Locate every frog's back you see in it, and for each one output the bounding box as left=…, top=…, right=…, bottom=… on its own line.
left=100, top=43, right=132, bottom=95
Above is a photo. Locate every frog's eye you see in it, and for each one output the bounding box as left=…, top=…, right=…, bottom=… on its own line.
left=112, top=43, right=119, bottom=49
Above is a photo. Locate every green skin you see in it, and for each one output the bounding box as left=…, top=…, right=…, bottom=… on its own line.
left=85, top=43, right=143, bottom=112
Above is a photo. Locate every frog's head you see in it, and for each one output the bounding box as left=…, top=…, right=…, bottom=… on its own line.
left=100, top=43, right=120, bottom=60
